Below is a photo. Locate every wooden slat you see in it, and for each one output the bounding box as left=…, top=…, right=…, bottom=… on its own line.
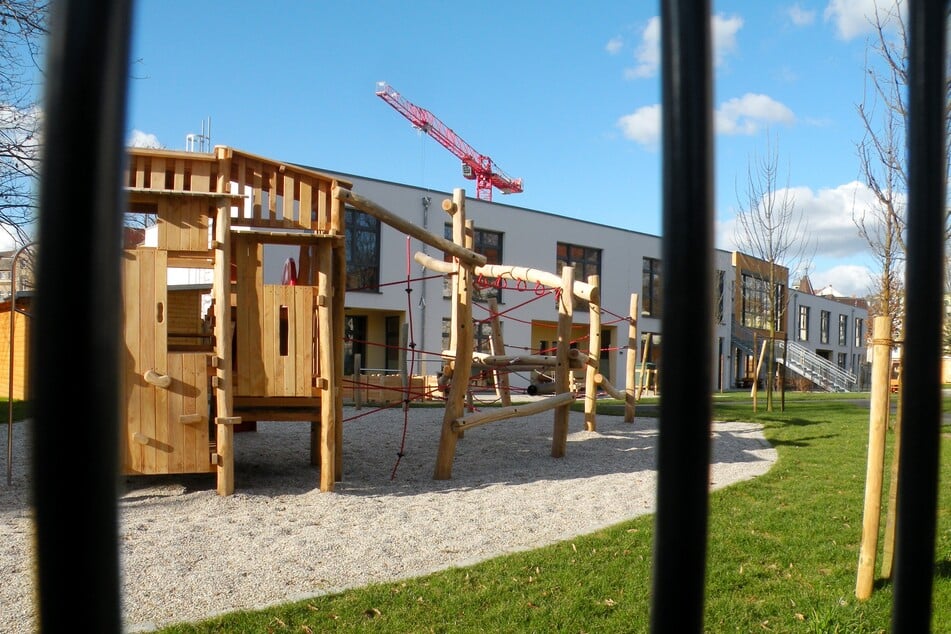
left=151, top=249, right=168, bottom=474
left=121, top=251, right=140, bottom=472
left=299, top=179, right=313, bottom=230
left=163, top=353, right=182, bottom=473
left=263, top=285, right=278, bottom=394
left=173, top=158, right=185, bottom=190
left=283, top=173, right=295, bottom=222
left=251, top=161, right=263, bottom=223
left=150, top=157, right=166, bottom=191
left=191, top=158, right=211, bottom=193
left=316, top=180, right=329, bottom=232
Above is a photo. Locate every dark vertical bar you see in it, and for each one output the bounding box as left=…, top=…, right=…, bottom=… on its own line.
left=650, top=1, right=713, bottom=632
left=32, top=1, right=132, bottom=631
left=892, top=0, right=947, bottom=630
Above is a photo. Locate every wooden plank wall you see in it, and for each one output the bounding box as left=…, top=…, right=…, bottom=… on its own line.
left=121, top=249, right=212, bottom=475
left=0, top=304, right=31, bottom=401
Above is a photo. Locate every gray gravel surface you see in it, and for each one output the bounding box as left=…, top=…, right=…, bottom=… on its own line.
left=0, top=404, right=776, bottom=632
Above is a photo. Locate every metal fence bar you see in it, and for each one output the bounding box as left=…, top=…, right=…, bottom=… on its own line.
left=650, top=1, right=713, bottom=631
left=32, top=1, right=132, bottom=631
left=892, top=1, right=947, bottom=630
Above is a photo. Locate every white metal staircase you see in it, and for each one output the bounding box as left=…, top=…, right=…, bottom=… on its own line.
left=774, top=339, right=856, bottom=392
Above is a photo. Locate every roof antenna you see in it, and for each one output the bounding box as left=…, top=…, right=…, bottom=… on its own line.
left=185, top=117, right=212, bottom=152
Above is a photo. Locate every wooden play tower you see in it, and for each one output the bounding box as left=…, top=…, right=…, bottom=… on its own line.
left=121, top=146, right=349, bottom=494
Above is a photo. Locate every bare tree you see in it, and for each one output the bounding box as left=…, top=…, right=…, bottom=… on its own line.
left=0, top=0, right=48, bottom=248
left=734, top=132, right=815, bottom=411
left=854, top=0, right=949, bottom=341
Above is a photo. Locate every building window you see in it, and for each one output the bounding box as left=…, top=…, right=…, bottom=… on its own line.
left=642, top=257, right=662, bottom=318
left=556, top=242, right=602, bottom=309
left=741, top=273, right=769, bottom=329
left=837, top=352, right=847, bottom=369
left=343, top=315, right=367, bottom=376
left=715, top=269, right=725, bottom=324
left=855, top=318, right=864, bottom=347
left=798, top=305, right=810, bottom=341
left=345, top=207, right=380, bottom=292
left=820, top=310, right=830, bottom=344
left=838, top=314, right=848, bottom=346
left=444, top=225, right=503, bottom=302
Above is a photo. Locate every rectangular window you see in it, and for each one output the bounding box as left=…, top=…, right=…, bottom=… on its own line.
left=345, top=207, right=380, bottom=292
left=798, top=305, right=810, bottom=341
left=741, top=273, right=769, bottom=329
left=838, top=314, right=848, bottom=346
left=343, top=315, right=367, bottom=376
left=557, top=242, right=602, bottom=309
left=855, top=318, right=864, bottom=347
left=642, top=257, right=662, bottom=318
left=444, top=225, right=503, bottom=302
left=837, top=352, right=847, bottom=369
left=820, top=310, right=830, bottom=344
left=715, top=269, right=725, bottom=324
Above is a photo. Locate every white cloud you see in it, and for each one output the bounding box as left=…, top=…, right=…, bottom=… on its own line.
left=711, top=14, right=743, bottom=67
left=715, top=93, right=795, bottom=136
left=616, top=104, right=661, bottom=146
left=716, top=180, right=884, bottom=297
left=624, top=13, right=743, bottom=79
left=618, top=93, right=794, bottom=147
left=810, top=263, right=874, bottom=297
left=605, top=36, right=623, bottom=55
left=625, top=17, right=660, bottom=79
left=128, top=129, right=162, bottom=148
left=824, top=0, right=904, bottom=41
left=788, top=3, right=817, bottom=26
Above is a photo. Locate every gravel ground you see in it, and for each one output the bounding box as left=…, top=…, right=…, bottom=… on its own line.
left=0, top=404, right=776, bottom=632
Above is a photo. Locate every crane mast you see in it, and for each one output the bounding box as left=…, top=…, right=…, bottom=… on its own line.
left=376, top=81, right=523, bottom=202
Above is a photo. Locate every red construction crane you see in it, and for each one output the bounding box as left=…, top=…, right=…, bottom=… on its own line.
left=376, top=81, right=523, bottom=202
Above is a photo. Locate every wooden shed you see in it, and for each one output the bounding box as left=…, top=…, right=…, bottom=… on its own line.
left=122, top=146, right=350, bottom=494
left=0, top=295, right=33, bottom=402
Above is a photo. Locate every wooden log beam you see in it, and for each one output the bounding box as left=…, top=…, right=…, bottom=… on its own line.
left=453, top=391, right=576, bottom=432
left=595, top=373, right=637, bottom=407
left=413, top=253, right=597, bottom=301
left=334, top=187, right=486, bottom=267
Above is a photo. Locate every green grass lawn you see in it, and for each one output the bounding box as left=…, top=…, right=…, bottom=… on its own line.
left=142, top=393, right=948, bottom=632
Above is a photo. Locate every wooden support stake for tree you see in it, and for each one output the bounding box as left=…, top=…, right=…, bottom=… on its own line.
left=625, top=293, right=638, bottom=422
left=434, top=189, right=472, bottom=480
left=881, top=347, right=903, bottom=579
left=584, top=275, right=601, bottom=432
left=752, top=339, right=767, bottom=413
left=487, top=297, right=511, bottom=406
left=551, top=265, right=574, bottom=458
left=856, top=315, right=892, bottom=600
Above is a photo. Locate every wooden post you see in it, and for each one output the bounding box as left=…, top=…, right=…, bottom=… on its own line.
left=636, top=332, right=652, bottom=400
left=434, top=189, right=472, bottom=479
left=882, top=344, right=903, bottom=579
left=856, top=315, right=892, bottom=599
left=551, top=265, right=574, bottom=457
left=584, top=275, right=601, bottom=431
left=317, top=242, right=336, bottom=492
left=487, top=297, right=511, bottom=406
left=752, top=339, right=767, bottom=413
left=353, top=353, right=363, bottom=410
left=399, top=322, right=409, bottom=409
left=213, top=149, right=237, bottom=496
left=625, top=293, right=638, bottom=422
left=332, top=231, right=347, bottom=482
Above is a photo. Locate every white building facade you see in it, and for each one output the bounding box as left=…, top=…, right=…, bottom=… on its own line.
left=258, top=170, right=868, bottom=395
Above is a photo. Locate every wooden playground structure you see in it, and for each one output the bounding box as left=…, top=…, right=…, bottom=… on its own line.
left=122, top=146, right=348, bottom=494
left=114, top=145, right=647, bottom=495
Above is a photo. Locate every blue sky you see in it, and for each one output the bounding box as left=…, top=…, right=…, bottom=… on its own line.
left=125, top=0, right=903, bottom=298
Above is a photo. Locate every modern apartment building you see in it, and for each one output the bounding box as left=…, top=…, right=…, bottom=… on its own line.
left=257, top=167, right=869, bottom=394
